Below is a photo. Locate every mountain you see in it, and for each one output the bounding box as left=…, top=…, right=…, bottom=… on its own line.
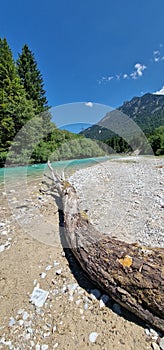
left=81, top=93, right=164, bottom=141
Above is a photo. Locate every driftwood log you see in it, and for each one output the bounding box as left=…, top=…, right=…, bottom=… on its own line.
left=46, top=161, right=164, bottom=332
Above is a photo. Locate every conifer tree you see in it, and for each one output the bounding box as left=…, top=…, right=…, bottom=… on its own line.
left=17, top=45, right=48, bottom=114
left=0, top=38, right=35, bottom=165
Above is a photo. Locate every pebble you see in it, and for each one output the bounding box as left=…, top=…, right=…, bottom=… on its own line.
left=22, top=311, right=29, bottom=320
left=8, top=317, right=16, bottom=327
left=89, top=332, right=99, bottom=343
left=45, top=265, right=52, bottom=271
left=0, top=245, right=5, bottom=253
left=56, top=269, right=62, bottom=275
left=145, top=328, right=150, bottom=336
left=159, top=337, right=164, bottom=350
left=151, top=342, right=160, bottom=350
left=40, top=272, right=47, bottom=279
left=0, top=222, right=5, bottom=228
left=99, top=294, right=110, bottom=308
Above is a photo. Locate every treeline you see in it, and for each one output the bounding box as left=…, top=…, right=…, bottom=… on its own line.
left=104, top=126, right=164, bottom=156
left=0, top=38, right=106, bottom=166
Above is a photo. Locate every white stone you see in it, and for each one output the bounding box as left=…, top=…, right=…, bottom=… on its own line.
left=0, top=245, right=5, bottom=253
left=99, top=294, right=110, bottom=308
left=53, top=326, right=57, bottom=332
left=56, top=269, right=62, bottom=275
left=41, top=345, right=48, bottom=350
left=8, top=317, right=16, bottom=327
left=40, top=272, right=47, bottom=279
left=35, top=345, right=40, bottom=350
left=0, top=223, right=5, bottom=228
left=22, top=311, right=29, bottom=320
left=53, top=343, right=58, bottom=349
left=1, top=231, right=7, bottom=235
left=159, top=337, right=164, bottom=350
left=84, top=302, right=88, bottom=310
left=145, top=328, right=150, bottom=336
left=151, top=342, right=160, bottom=350
left=45, top=265, right=52, bottom=271
left=89, top=332, right=99, bottom=343
left=53, top=261, right=59, bottom=267
left=18, top=319, right=24, bottom=326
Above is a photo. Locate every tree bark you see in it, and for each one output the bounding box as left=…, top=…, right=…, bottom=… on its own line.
left=46, top=162, right=164, bottom=333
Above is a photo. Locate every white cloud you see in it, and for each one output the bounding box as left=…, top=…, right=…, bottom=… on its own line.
left=98, top=76, right=113, bottom=84
left=85, top=102, right=93, bottom=108
left=131, top=63, right=147, bottom=79
left=153, top=50, right=162, bottom=62
left=153, top=86, right=164, bottom=95
left=108, top=76, right=113, bottom=81
left=153, top=50, right=160, bottom=55
left=154, top=57, right=160, bottom=62
left=123, top=74, right=128, bottom=79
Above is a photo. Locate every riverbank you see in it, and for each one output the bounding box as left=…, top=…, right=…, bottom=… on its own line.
left=0, top=156, right=163, bottom=349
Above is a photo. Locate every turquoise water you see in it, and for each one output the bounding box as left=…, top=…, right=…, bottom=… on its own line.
left=0, top=156, right=110, bottom=185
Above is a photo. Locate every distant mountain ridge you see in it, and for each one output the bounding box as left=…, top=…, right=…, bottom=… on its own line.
left=81, top=93, right=164, bottom=140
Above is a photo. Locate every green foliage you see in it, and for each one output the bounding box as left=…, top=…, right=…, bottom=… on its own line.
left=17, top=45, right=48, bottom=114
left=0, top=38, right=36, bottom=165
left=49, top=137, right=106, bottom=162
left=148, top=126, right=164, bottom=155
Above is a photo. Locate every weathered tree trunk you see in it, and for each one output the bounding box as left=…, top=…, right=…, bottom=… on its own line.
left=46, top=162, right=164, bottom=332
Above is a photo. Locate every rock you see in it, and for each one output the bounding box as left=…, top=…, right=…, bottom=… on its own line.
left=0, top=223, right=5, bottom=228
left=0, top=245, right=5, bottom=253
left=67, top=283, right=78, bottom=294
left=8, top=317, right=16, bottom=327
left=22, top=311, right=29, bottom=320
left=53, top=261, right=59, bottom=267
left=145, top=328, right=150, bottom=336
left=40, top=272, right=47, bottom=279
left=45, top=265, right=52, bottom=271
left=53, top=326, right=57, bottom=333
left=159, top=337, right=164, bottom=350
left=56, top=269, right=62, bottom=275
left=149, top=328, right=159, bottom=341
left=35, top=345, right=41, bottom=350
left=113, top=303, right=122, bottom=315
left=90, top=289, right=101, bottom=300
left=89, top=332, right=99, bottom=343
left=41, top=344, right=48, bottom=349
left=99, top=294, right=110, bottom=308
left=151, top=342, right=160, bottom=350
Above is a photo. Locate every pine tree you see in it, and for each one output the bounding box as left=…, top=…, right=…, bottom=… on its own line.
left=17, top=45, right=48, bottom=114
left=0, top=38, right=35, bottom=165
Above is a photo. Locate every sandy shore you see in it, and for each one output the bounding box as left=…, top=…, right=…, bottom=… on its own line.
left=0, top=156, right=163, bottom=349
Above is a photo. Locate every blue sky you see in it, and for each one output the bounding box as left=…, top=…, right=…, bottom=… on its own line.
left=1, top=0, right=164, bottom=128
